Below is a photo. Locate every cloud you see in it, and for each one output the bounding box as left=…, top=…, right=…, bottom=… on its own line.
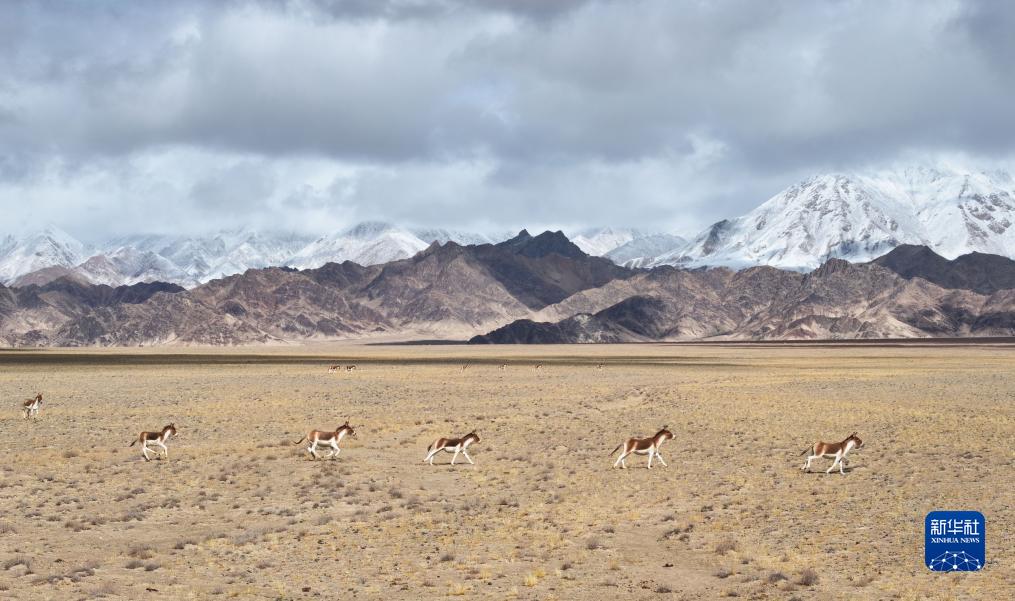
left=1, top=0, right=1014, bottom=240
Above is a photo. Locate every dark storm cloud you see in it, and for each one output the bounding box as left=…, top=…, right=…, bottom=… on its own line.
left=1, top=0, right=1014, bottom=238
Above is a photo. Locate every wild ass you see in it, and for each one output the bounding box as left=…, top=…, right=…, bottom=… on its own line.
left=611, top=426, right=674, bottom=469
left=129, top=424, right=177, bottom=461
left=328, top=365, right=341, bottom=373
left=424, top=431, right=480, bottom=465
left=22, top=393, right=43, bottom=420
left=293, top=422, right=356, bottom=459
left=801, top=432, right=863, bottom=474
left=345, top=365, right=357, bottom=372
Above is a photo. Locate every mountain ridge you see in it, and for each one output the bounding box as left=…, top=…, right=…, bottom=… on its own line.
left=3, top=237, right=1015, bottom=347
left=653, top=165, right=1015, bottom=270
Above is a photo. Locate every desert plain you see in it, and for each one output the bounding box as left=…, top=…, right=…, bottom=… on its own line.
left=1, top=343, right=1012, bottom=600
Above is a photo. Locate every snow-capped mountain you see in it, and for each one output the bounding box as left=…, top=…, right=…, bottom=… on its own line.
left=0, top=226, right=92, bottom=283
left=108, top=230, right=315, bottom=285
left=287, top=222, right=430, bottom=269
left=605, top=233, right=687, bottom=267
left=653, top=166, right=1015, bottom=270
left=75, top=247, right=187, bottom=287
left=8, top=165, right=1012, bottom=289
left=412, top=227, right=509, bottom=247
left=0, top=223, right=514, bottom=288
left=569, top=227, right=647, bottom=256
left=287, top=222, right=510, bottom=269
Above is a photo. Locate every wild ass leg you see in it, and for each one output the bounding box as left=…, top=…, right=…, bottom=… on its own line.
left=329, top=440, right=340, bottom=459
left=803, top=455, right=818, bottom=471
left=615, top=448, right=631, bottom=469
left=157, top=440, right=169, bottom=459
left=141, top=443, right=152, bottom=461
left=462, top=449, right=474, bottom=465
left=424, top=447, right=440, bottom=465
left=826, top=452, right=841, bottom=474
left=647, top=449, right=655, bottom=469
left=308, top=441, right=319, bottom=460
left=655, top=451, right=668, bottom=467
left=451, top=447, right=461, bottom=465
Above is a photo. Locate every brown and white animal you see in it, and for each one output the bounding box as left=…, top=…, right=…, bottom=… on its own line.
left=424, top=431, right=480, bottom=465
left=345, top=365, right=357, bottom=372
left=129, top=423, right=177, bottom=461
left=499, top=364, right=506, bottom=371
left=611, top=426, right=674, bottom=469
left=293, top=422, right=356, bottom=459
left=328, top=365, right=341, bottom=373
left=21, top=393, right=43, bottom=420
left=534, top=363, right=542, bottom=371
left=801, top=432, right=863, bottom=474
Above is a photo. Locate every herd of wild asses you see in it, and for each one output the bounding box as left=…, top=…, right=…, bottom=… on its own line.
left=17, top=363, right=864, bottom=473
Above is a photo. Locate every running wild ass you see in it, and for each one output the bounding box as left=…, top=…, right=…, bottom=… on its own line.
left=22, top=393, right=42, bottom=419
left=611, top=426, right=674, bottom=469
left=129, top=423, right=177, bottom=461
left=801, top=432, right=864, bottom=474
left=294, top=422, right=356, bottom=459
left=424, top=431, right=480, bottom=465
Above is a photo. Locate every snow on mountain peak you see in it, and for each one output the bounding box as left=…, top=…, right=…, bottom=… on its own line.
left=653, top=166, right=1015, bottom=270
left=570, top=227, right=648, bottom=256
left=0, top=225, right=91, bottom=283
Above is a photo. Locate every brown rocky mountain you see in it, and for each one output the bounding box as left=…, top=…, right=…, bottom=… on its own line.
left=0, top=231, right=633, bottom=346
left=472, top=254, right=1015, bottom=343
left=871, top=244, right=1015, bottom=294
left=2, top=235, right=1015, bottom=347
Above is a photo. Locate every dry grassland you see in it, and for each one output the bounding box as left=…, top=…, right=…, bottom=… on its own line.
left=1, top=343, right=1012, bottom=600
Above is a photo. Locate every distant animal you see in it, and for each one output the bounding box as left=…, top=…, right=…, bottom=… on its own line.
left=129, top=423, right=177, bottom=461
left=534, top=364, right=542, bottom=370
left=461, top=363, right=470, bottom=371
left=499, top=364, right=506, bottom=370
left=801, top=432, right=863, bottom=474
left=424, top=431, right=480, bottom=466
left=328, top=365, right=341, bottom=373
left=611, top=426, right=674, bottom=469
left=293, top=421, right=356, bottom=460
left=345, top=365, right=357, bottom=372
left=596, top=363, right=604, bottom=370
left=22, top=393, right=43, bottom=420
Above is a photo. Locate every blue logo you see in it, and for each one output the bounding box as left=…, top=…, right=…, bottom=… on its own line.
left=925, top=511, right=984, bottom=571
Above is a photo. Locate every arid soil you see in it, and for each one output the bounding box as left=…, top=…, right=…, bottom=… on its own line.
left=1, top=343, right=1012, bottom=600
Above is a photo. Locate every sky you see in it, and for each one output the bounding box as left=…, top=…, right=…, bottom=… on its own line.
left=2, top=0, right=1015, bottom=241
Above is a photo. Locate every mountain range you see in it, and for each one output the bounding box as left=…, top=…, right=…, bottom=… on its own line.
left=4, top=165, right=1014, bottom=290
left=3, top=228, right=1015, bottom=346
left=652, top=165, right=1015, bottom=270
left=0, top=223, right=512, bottom=289
left=4, top=163, right=1015, bottom=346
left=474, top=243, right=1015, bottom=343
left=0, top=231, right=634, bottom=345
